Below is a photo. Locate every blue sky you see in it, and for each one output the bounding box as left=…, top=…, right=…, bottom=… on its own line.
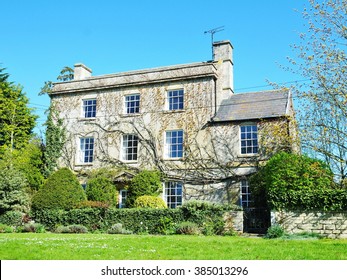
left=1, top=0, right=308, bottom=135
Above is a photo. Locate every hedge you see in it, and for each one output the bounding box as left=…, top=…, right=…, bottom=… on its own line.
left=31, top=201, right=238, bottom=235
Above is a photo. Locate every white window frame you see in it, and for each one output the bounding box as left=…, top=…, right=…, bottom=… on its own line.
left=240, top=179, right=252, bottom=208
left=164, top=130, right=184, bottom=159
left=164, top=182, right=183, bottom=209
left=240, top=124, right=258, bottom=155
left=119, top=190, right=127, bottom=208
left=124, top=94, right=140, bottom=114
left=121, top=134, right=139, bottom=162
left=82, top=98, right=97, bottom=118
left=166, top=89, right=184, bottom=110
left=79, top=137, right=94, bottom=163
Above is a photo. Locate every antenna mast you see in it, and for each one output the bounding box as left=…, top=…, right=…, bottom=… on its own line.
left=204, top=26, right=225, bottom=60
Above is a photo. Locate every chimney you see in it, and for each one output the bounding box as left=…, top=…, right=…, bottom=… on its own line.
left=74, top=63, right=92, bottom=80
left=213, top=40, right=234, bottom=98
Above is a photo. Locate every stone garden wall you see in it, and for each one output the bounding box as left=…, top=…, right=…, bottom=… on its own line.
left=271, top=211, right=347, bottom=239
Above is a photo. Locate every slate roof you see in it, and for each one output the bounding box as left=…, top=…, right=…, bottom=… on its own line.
left=213, top=89, right=291, bottom=122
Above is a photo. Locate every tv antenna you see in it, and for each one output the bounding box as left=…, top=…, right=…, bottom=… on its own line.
left=204, top=26, right=225, bottom=60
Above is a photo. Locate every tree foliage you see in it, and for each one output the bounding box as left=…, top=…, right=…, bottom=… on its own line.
left=126, top=170, right=162, bottom=207
left=134, top=195, right=167, bottom=209
left=85, top=177, right=117, bottom=206
left=250, top=152, right=347, bottom=211
left=0, top=70, right=37, bottom=152
left=288, top=0, right=347, bottom=183
left=32, top=168, right=86, bottom=210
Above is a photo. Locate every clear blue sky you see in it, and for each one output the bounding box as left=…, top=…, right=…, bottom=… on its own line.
left=1, top=0, right=308, bottom=135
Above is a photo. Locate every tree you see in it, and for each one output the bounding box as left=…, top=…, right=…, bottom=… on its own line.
left=0, top=66, right=10, bottom=83
left=288, top=0, right=347, bottom=183
left=0, top=72, right=37, bottom=152
left=32, top=167, right=86, bottom=210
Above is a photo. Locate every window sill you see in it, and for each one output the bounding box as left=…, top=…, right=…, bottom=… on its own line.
left=78, top=117, right=96, bottom=122
left=75, top=163, right=94, bottom=167
left=120, top=113, right=141, bottom=118
left=121, top=160, right=138, bottom=164
left=163, top=158, right=184, bottom=161
left=238, top=154, right=259, bottom=159
left=163, top=109, right=185, bottom=114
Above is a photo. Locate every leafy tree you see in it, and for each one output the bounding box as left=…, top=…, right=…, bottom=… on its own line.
left=0, top=161, right=30, bottom=215
left=288, top=0, right=347, bottom=183
left=0, top=73, right=37, bottom=152
left=32, top=167, right=86, bottom=210
left=126, top=170, right=162, bottom=207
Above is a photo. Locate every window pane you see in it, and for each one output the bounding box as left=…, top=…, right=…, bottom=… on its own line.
left=83, top=99, right=96, bottom=118
left=240, top=125, right=258, bottom=155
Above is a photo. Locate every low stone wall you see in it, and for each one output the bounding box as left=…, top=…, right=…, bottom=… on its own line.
left=224, top=211, right=243, bottom=233
left=271, top=211, right=347, bottom=239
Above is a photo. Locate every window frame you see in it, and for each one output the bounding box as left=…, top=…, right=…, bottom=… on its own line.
left=166, top=89, right=184, bottom=111
left=82, top=98, right=97, bottom=119
left=124, top=94, right=140, bottom=114
left=240, top=179, right=252, bottom=208
left=164, top=130, right=184, bottom=159
left=119, top=189, right=127, bottom=208
left=164, top=182, right=183, bottom=209
left=240, top=124, right=258, bottom=155
left=121, top=134, right=139, bottom=162
left=79, top=137, right=95, bottom=164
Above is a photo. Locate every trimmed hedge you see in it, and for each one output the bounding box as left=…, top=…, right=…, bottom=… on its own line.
left=31, top=201, right=237, bottom=235
left=134, top=195, right=167, bottom=209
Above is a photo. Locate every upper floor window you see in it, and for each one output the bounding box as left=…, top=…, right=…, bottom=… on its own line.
left=165, top=182, right=183, bottom=208
left=122, top=134, right=139, bottom=161
left=80, top=137, right=94, bottom=163
left=240, top=125, right=258, bottom=155
left=167, top=89, right=184, bottom=110
left=165, top=130, right=184, bottom=159
left=240, top=179, right=252, bottom=208
left=125, top=94, right=140, bottom=114
left=82, top=99, right=96, bottom=118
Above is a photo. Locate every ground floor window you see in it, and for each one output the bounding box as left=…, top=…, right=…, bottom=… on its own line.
left=240, top=179, right=252, bottom=208
left=119, top=190, right=127, bottom=208
left=164, top=182, right=183, bottom=208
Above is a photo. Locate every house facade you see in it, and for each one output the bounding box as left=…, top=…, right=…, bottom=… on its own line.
left=50, top=40, right=296, bottom=208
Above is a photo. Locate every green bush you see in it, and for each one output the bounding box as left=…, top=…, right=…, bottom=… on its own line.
left=23, top=223, right=46, bottom=233
left=108, top=223, right=132, bottom=234
left=126, top=170, right=162, bottom=207
left=55, top=224, right=88, bottom=233
left=0, top=211, right=23, bottom=227
left=0, top=223, right=14, bottom=233
left=265, top=225, right=285, bottom=239
left=250, top=152, right=347, bottom=210
left=176, top=221, right=200, bottom=235
left=134, top=195, right=167, bottom=209
left=32, top=168, right=86, bottom=210
left=86, top=177, right=117, bottom=206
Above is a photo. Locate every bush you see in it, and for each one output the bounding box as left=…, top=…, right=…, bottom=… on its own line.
left=134, top=195, right=167, bottom=209
left=55, top=224, right=88, bottom=234
left=108, top=223, right=132, bottom=234
left=250, top=152, right=346, bottom=210
left=0, top=211, right=23, bottom=227
left=86, top=177, right=117, bottom=206
left=75, top=200, right=110, bottom=209
left=176, top=221, right=200, bottom=235
left=265, top=225, right=285, bottom=239
left=22, top=223, right=46, bottom=233
left=32, top=168, right=86, bottom=210
left=126, top=170, right=162, bottom=207
left=0, top=223, right=13, bottom=233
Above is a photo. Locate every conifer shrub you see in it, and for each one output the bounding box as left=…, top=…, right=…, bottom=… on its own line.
left=85, top=177, right=117, bottom=206
left=32, top=168, right=86, bottom=210
left=126, top=170, right=162, bottom=207
left=134, top=195, right=167, bottom=209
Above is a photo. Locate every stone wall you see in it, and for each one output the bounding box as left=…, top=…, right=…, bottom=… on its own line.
left=271, top=211, right=347, bottom=239
left=224, top=211, right=243, bottom=233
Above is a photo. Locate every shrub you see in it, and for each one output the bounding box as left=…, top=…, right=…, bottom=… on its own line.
left=265, top=225, right=285, bottom=239
left=0, top=211, right=24, bottom=227
left=55, top=224, right=88, bottom=233
left=32, top=168, right=86, bottom=210
left=0, top=223, right=13, bottom=233
left=126, top=170, right=162, bottom=207
left=86, top=177, right=117, bottom=206
left=75, top=200, right=110, bottom=209
left=108, top=223, right=132, bottom=234
left=23, top=223, right=46, bottom=233
left=176, top=221, right=200, bottom=235
left=134, top=195, right=167, bottom=209
left=250, top=152, right=346, bottom=210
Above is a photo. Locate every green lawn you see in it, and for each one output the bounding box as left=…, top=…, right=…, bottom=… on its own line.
left=1, top=233, right=346, bottom=260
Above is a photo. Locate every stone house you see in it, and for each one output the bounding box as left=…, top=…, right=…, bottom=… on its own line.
left=50, top=40, right=296, bottom=209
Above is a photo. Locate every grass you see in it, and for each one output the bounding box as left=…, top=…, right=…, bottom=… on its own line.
left=1, top=233, right=347, bottom=260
